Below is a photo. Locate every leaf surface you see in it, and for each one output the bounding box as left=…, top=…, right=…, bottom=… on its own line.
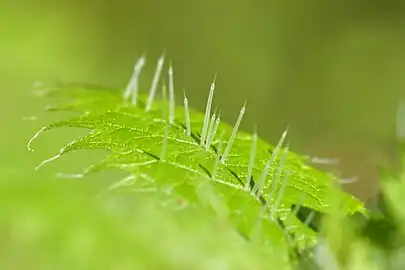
left=30, top=82, right=364, bottom=260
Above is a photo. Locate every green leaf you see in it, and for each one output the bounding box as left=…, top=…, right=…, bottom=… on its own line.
left=29, top=80, right=364, bottom=263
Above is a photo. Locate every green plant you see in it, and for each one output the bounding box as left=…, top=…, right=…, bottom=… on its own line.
left=26, top=55, right=369, bottom=269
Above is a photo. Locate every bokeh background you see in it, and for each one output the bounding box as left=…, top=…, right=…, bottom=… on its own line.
left=3, top=0, right=405, bottom=207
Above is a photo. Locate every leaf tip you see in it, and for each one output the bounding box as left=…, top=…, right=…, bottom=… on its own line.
left=35, top=153, right=62, bottom=170
left=27, top=126, right=47, bottom=152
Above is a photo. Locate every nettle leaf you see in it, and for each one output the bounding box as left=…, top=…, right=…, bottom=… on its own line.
left=28, top=59, right=364, bottom=265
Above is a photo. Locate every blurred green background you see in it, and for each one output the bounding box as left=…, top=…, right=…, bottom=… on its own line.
left=2, top=0, right=405, bottom=208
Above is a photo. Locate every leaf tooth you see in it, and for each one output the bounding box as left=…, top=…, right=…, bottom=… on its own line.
left=146, top=53, right=165, bottom=112
left=160, top=124, right=170, bottom=161
left=204, top=112, right=216, bottom=150
left=270, top=170, right=290, bottom=221
left=35, top=152, right=62, bottom=170
left=168, top=61, right=175, bottom=124
left=123, top=54, right=146, bottom=104
left=201, top=74, right=216, bottom=146
left=183, top=89, right=191, bottom=137
left=245, top=128, right=257, bottom=190
left=206, top=111, right=221, bottom=149
left=252, top=127, right=288, bottom=195
left=27, top=126, right=47, bottom=152
left=220, top=101, right=247, bottom=163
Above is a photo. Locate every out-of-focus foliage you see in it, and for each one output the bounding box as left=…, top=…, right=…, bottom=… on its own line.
left=1, top=176, right=287, bottom=270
